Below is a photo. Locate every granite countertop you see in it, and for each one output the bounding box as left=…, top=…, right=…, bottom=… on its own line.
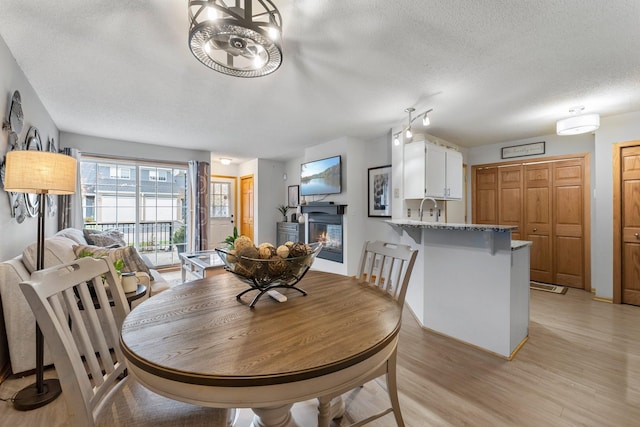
left=511, top=240, right=533, bottom=250
left=385, top=219, right=517, bottom=233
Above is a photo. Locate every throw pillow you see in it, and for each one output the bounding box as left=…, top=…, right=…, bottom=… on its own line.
left=83, top=228, right=127, bottom=247
left=72, top=244, right=154, bottom=281
left=22, top=236, right=79, bottom=273
left=54, top=228, right=88, bottom=245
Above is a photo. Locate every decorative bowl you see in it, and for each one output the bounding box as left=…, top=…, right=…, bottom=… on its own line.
left=215, top=242, right=323, bottom=287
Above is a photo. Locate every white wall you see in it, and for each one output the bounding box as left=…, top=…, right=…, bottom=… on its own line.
left=468, top=133, right=594, bottom=165
left=62, top=132, right=210, bottom=164
left=465, top=117, right=640, bottom=300
left=0, top=35, right=61, bottom=370
left=0, top=36, right=60, bottom=261
left=255, top=159, right=286, bottom=246
left=284, top=135, right=393, bottom=277
left=593, top=111, right=640, bottom=299
left=210, top=158, right=239, bottom=177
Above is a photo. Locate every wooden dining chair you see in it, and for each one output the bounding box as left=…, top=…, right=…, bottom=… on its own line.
left=18, top=257, right=232, bottom=427
left=318, top=240, right=418, bottom=427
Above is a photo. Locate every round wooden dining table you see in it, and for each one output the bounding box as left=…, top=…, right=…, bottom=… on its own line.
left=119, top=270, right=403, bottom=427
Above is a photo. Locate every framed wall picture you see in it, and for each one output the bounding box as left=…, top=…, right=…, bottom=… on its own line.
left=501, top=141, right=545, bottom=159
left=288, top=185, right=299, bottom=208
left=368, top=165, right=392, bottom=217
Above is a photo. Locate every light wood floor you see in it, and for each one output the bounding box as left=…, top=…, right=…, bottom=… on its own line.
left=1, top=287, right=640, bottom=426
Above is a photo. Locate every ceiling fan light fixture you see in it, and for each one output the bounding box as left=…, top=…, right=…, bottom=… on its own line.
left=188, top=0, right=283, bottom=78
left=556, top=107, right=600, bottom=135
left=206, top=6, right=219, bottom=20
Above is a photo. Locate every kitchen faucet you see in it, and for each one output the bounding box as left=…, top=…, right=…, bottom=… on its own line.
left=419, top=197, right=439, bottom=222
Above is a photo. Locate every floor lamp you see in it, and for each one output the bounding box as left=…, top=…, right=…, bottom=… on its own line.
left=4, top=149, right=77, bottom=411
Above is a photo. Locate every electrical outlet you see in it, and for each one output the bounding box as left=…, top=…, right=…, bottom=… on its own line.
left=394, top=188, right=400, bottom=198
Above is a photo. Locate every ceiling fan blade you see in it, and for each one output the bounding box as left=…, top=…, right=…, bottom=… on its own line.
left=210, top=34, right=244, bottom=56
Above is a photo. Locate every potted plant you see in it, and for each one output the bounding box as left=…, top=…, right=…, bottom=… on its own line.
left=173, top=225, right=186, bottom=254
left=277, top=204, right=290, bottom=222
left=224, top=226, right=239, bottom=248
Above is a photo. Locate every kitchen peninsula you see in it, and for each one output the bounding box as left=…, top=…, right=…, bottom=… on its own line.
left=386, top=220, right=532, bottom=359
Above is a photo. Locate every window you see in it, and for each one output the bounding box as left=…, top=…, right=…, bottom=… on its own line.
left=109, top=166, right=131, bottom=180
left=211, top=182, right=230, bottom=218
left=84, top=195, right=95, bottom=223
left=80, top=158, right=187, bottom=267
left=148, top=169, right=168, bottom=182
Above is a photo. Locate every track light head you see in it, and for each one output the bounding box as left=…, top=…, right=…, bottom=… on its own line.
left=405, top=127, right=413, bottom=139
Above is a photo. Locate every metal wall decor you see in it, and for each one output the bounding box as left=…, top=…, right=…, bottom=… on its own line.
left=47, top=136, right=58, bottom=217
left=1, top=90, right=58, bottom=221
left=1, top=90, right=27, bottom=222
left=23, top=126, right=43, bottom=218
left=3, top=90, right=24, bottom=133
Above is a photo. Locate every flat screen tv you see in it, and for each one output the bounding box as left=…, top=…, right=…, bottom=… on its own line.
left=300, top=155, right=342, bottom=196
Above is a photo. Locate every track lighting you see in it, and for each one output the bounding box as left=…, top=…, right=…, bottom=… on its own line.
left=422, top=112, right=430, bottom=126
left=393, top=107, right=434, bottom=145
left=405, top=127, right=413, bottom=139
left=404, top=107, right=415, bottom=140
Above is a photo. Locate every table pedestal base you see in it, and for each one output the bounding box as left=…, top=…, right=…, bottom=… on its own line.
left=251, top=404, right=296, bottom=427
left=317, top=396, right=346, bottom=427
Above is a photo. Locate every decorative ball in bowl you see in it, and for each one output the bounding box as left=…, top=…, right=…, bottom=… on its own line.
left=215, top=240, right=323, bottom=287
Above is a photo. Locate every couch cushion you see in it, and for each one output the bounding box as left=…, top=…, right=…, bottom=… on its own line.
left=55, top=227, right=88, bottom=245
left=22, top=236, right=79, bottom=273
left=72, top=244, right=154, bottom=280
left=0, top=257, right=56, bottom=373
left=83, top=228, right=126, bottom=247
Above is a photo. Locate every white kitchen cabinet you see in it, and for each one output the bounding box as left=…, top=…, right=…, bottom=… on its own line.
left=403, top=140, right=427, bottom=199
left=403, top=141, right=463, bottom=200
left=444, top=148, right=463, bottom=199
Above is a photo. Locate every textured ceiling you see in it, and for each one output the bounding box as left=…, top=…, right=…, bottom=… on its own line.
left=1, top=0, right=640, bottom=162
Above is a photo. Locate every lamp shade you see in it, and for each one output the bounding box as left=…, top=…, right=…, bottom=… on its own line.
left=4, top=151, right=76, bottom=194
left=556, top=113, right=600, bottom=136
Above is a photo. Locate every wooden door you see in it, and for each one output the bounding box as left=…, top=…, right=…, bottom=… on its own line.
left=498, top=165, right=523, bottom=240
left=525, top=163, right=553, bottom=283
left=552, top=160, right=585, bottom=288
left=240, top=175, right=254, bottom=241
left=620, top=146, right=640, bottom=304
left=473, top=167, right=498, bottom=224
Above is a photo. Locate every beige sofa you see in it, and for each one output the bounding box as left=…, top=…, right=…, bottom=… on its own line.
left=0, top=228, right=171, bottom=375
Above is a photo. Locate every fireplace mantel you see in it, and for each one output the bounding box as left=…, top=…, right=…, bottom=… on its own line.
left=300, top=204, right=347, bottom=215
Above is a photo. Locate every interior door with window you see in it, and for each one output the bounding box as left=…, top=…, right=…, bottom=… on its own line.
left=209, top=177, right=236, bottom=248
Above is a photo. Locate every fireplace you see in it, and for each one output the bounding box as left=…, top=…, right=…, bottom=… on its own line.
left=301, top=204, right=346, bottom=263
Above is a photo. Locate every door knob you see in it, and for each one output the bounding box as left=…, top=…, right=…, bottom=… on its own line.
left=635, top=232, right=639, bottom=239
left=533, top=228, right=538, bottom=232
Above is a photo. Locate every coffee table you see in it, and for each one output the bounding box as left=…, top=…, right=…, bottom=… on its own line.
left=179, top=250, right=225, bottom=282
